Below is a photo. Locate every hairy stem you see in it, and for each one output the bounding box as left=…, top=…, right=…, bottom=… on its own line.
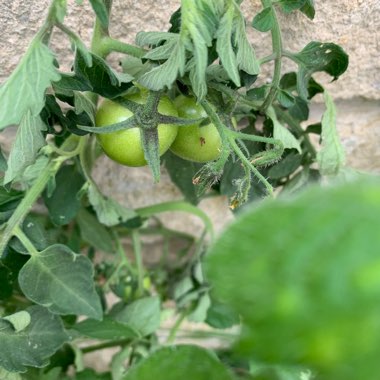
left=260, top=1, right=283, bottom=111
left=228, top=135, right=274, bottom=197
left=101, top=37, right=146, bottom=58
left=0, top=159, right=60, bottom=257
left=0, top=135, right=83, bottom=257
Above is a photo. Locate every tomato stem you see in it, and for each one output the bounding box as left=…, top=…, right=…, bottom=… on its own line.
left=101, top=37, right=146, bottom=58
left=0, top=135, right=83, bottom=258
left=228, top=135, right=274, bottom=197
left=260, top=1, right=283, bottom=112
left=166, top=311, right=188, bottom=344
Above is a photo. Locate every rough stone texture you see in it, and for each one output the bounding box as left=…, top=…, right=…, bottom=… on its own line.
left=1, top=0, right=379, bottom=99
left=245, top=0, right=380, bottom=100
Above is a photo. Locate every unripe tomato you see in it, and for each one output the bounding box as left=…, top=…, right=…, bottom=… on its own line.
left=170, top=95, right=222, bottom=163
left=95, top=93, right=178, bottom=166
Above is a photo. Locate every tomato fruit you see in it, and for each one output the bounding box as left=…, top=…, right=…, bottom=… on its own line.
left=95, top=93, right=178, bottom=167
left=170, top=95, right=222, bottom=163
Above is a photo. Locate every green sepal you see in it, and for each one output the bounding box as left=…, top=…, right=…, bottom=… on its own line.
left=78, top=117, right=137, bottom=134
left=140, top=128, right=160, bottom=182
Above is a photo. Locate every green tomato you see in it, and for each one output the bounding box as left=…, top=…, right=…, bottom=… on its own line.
left=170, top=95, right=222, bottom=163
left=95, top=93, right=178, bottom=167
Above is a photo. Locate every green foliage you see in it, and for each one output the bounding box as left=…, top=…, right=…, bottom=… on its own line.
left=111, top=297, right=161, bottom=337
left=73, top=317, right=138, bottom=340
left=4, top=112, right=47, bottom=185
left=292, top=42, right=349, bottom=99
left=317, top=91, right=346, bottom=175
left=0, top=39, right=60, bottom=131
left=122, top=345, right=234, bottom=380
left=206, top=179, right=380, bottom=379
left=252, top=7, right=275, bottom=32
left=43, top=165, right=85, bottom=226
left=18, top=245, right=102, bottom=319
left=0, top=306, right=68, bottom=372
left=0, top=0, right=353, bottom=378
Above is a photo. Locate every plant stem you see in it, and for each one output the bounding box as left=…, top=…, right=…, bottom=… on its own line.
left=228, top=135, right=274, bottom=197
left=13, top=226, right=39, bottom=256
left=260, top=1, right=283, bottom=112
left=82, top=338, right=132, bottom=354
left=259, top=52, right=277, bottom=65
left=56, top=22, right=83, bottom=46
left=0, top=159, right=60, bottom=257
left=228, top=129, right=283, bottom=148
left=131, top=229, right=144, bottom=297
left=166, top=312, right=188, bottom=344
left=200, top=100, right=229, bottom=147
left=136, top=201, right=214, bottom=240
left=101, top=37, right=146, bottom=58
left=0, top=135, right=83, bottom=257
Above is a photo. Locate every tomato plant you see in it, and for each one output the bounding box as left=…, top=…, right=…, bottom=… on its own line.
left=170, top=95, right=222, bottom=163
left=96, top=94, right=178, bottom=166
left=0, top=0, right=358, bottom=379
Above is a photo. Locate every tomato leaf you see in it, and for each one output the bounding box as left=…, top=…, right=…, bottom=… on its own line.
left=234, top=8, right=260, bottom=77
left=74, top=92, right=96, bottom=126
left=122, top=345, right=234, bottom=380
left=252, top=7, right=275, bottom=32
left=43, top=165, right=85, bottom=226
left=3, top=111, right=47, bottom=185
left=76, top=208, right=114, bottom=253
left=300, top=0, right=315, bottom=19
left=216, top=2, right=259, bottom=86
left=87, top=183, right=137, bottom=227
left=267, top=107, right=301, bottom=153
left=89, top=0, right=109, bottom=28
left=0, top=306, right=68, bottom=372
left=205, top=298, right=240, bottom=329
left=2, top=311, right=31, bottom=333
left=112, top=297, right=161, bottom=337
left=138, top=0, right=220, bottom=99
left=278, top=0, right=307, bottom=13
left=163, top=151, right=201, bottom=205
left=138, top=42, right=186, bottom=93
left=268, top=151, right=302, bottom=179
left=216, top=5, right=240, bottom=86
left=206, top=179, right=380, bottom=379
left=73, top=317, right=139, bottom=340
left=0, top=367, right=23, bottom=380
left=73, top=50, right=133, bottom=99
left=276, top=89, right=296, bottom=108
left=293, top=42, right=349, bottom=99
left=0, top=38, right=60, bottom=131
left=18, top=244, right=103, bottom=320
left=317, top=91, right=345, bottom=175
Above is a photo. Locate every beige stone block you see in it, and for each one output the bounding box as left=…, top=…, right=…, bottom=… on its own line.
left=1, top=0, right=379, bottom=101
